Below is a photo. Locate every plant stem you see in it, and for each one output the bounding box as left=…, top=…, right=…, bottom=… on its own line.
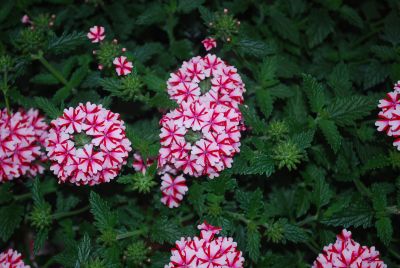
left=388, top=247, right=400, bottom=261
left=2, top=71, right=10, bottom=112
left=298, top=215, right=318, bottom=226
left=52, top=206, right=89, bottom=220
left=32, top=52, right=68, bottom=85
left=116, top=229, right=145, bottom=240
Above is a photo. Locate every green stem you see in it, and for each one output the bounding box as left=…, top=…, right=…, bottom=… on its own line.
left=388, top=247, right=400, bottom=261
left=2, top=71, right=10, bottom=112
left=14, top=186, right=56, bottom=201
left=32, top=52, right=68, bottom=85
left=298, top=215, right=318, bottom=226
left=52, top=206, right=89, bottom=220
left=116, top=229, right=145, bottom=240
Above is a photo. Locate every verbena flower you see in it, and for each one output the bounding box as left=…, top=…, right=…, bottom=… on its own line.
left=0, top=108, right=48, bottom=183
left=160, top=174, right=188, bottom=208
left=375, top=81, right=400, bottom=149
left=45, top=102, right=132, bottom=185
left=113, top=56, right=133, bottom=76
left=0, top=249, right=30, bottom=268
left=159, top=54, right=245, bottom=180
left=312, top=229, right=386, bottom=268
left=202, top=37, right=217, bottom=51
left=87, top=26, right=105, bottom=43
left=164, top=221, right=244, bottom=267
left=132, top=153, right=154, bottom=175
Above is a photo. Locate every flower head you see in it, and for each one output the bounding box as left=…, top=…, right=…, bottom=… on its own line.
left=0, top=108, right=48, bottom=183
left=87, top=26, right=105, bottom=43
left=165, top=222, right=244, bottom=268
left=45, top=102, right=131, bottom=186
left=0, top=249, right=30, bottom=268
left=312, top=229, right=387, bottom=268
left=113, top=56, right=133, bottom=76
left=160, top=174, right=188, bottom=208
left=202, top=38, right=217, bottom=51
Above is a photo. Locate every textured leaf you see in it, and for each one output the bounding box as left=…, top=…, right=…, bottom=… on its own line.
left=318, top=119, right=342, bottom=153
left=321, top=204, right=374, bottom=228
left=306, top=9, right=334, bottom=47
left=283, top=223, right=309, bottom=243
left=47, top=31, right=86, bottom=54
left=0, top=204, right=24, bottom=242
left=89, top=192, right=117, bottom=230
left=375, top=217, right=393, bottom=246
left=302, top=74, right=326, bottom=113
left=324, top=96, right=375, bottom=126
left=256, top=89, right=273, bottom=119
left=34, top=97, right=62, bottom=119
left=247, top=224, right=261, bottom=262
left=269, top=9, right=300, bottom=44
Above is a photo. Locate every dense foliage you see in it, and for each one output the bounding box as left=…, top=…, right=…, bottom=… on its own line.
left=0, top=0, right=399, bottom=267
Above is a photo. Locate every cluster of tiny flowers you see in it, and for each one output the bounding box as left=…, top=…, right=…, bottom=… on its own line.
left=160, top=174, right=188, bottom=208
left=87, top=26, right=132, bottom=76
left=165, top=221, right=244, bottom=268
left=312, top=229, right=386, bottom=268
left=0, top=249, right=30, bottom=268
left=375, top=81, right=400, bottom=150
left=0, top=109, right=48, bottom=183
left=159, top=54, right=245, bottom=180
left=45, top=102, right=132, bottom=186
left=202, top=38, right=217, bottom=51
left=132, top=153, right=154, bottom=175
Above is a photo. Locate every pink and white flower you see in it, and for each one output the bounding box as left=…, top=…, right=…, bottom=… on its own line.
left=87, top=26, right=105, bottom=43
left=0, top=249, right=30, bottom=268
left=21, top=15, right=31, bottom=25
left=202, top=38, right=217, bottom=51
left=165, top=222, right=244, bottom=268
left=45, top=102, right=131, bottom=186
left=312, top=229, right=386, bottom=268
left=160, top=174, right=188, bottom=208
left=113, top=56, right=133, bottom=76
left=132, top=153, right=155, bottom=174
left=0, top=109, right=48, bottom=183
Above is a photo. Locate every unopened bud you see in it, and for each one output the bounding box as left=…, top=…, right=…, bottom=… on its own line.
left=113, top=39, right=118, bottom=44
left=49, top=21, right=54, bottom=27
left=122, top=47, right=127, bottom=52
left=226, top=37, right=231, bottom=42
left=51, top=14, right=56, bottom=19
left=98, top=64, right=103, bottom=70
left=92, top=50, right=97, bottom=55
left=224, top=8, right=228, bottom=13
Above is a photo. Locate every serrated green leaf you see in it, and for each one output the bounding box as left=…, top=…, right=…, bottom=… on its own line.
left=283, top=223, right=309, bottom=243
left=34, top=228, right=49, bottom=255
left=247, top=224, right=261, bottom=262
left=47, top=31, right=86, bottom=55
left=306, top=9, right=334, bottom=47
left=340, top=5, right=363, bottom=28
left=34, top=96, right=62, bottom=119
left=321, top=204, right=374, bottom=228
left=269, top=9, right=300, bottom=44
left=302, top=74, right=326, bottom=113
left=318, top=119, right=342, bottom=153
left=89, top=192, right=117, bottom=230
left=324, top=96, right=375, bottom=126
left=375, top=217, right=393, bottom=246
left=256, top=89, right=273, bottom=119
left=0, top=204, right=24, bottom=242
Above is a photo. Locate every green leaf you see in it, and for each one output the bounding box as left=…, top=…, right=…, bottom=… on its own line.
left=89, top=192, right=117, bottom=230
left=198, top=6, right=214, bottom=24
left=291, top=130, right=315, bottom=150
left=302, top=74, right=326, bottom=113
left=283, top=223, right=309, bottom=243
left=75, top=234, right=91, bottom=268
left=255, top=89, right=273, bottom=119
left=150, top=216, right=181, bottom=244
left=240, top=105, right=265, bottom=134
left=306, top=9, right=334, bottom=47
left=362, top=61, right=389, bottom=89
left=30, top=73, right=59, bottom=85
left=311, top=174, right=332, bottom=208
left=269, top=9, right=300, bottom=44
left=47, top=31, right=86, bottom=55
left=237, top=39, right=276, bottom=58
left=0, top=204, right=24, bottom=242
left=321, top=204, right=374, bottom=228
left=178, top=0, right=205, bottom=13
left=34, top=228, right=49, bottom=255
left=246, top=224, right=261, bottom=262
left=324, top=96, right=375, bottom=126
left=328, top=62, right=352, bottom=97
left=34, top=97, right=62, bottom=119
left=375, top=217, right=393, bottom=246
left=236, top=189, right=264, bottom=219
left=133, top=42, right=163, bottom=63
left=340, top=5, right=363, bottom=28
left=318, top=119, right=342, bottom=153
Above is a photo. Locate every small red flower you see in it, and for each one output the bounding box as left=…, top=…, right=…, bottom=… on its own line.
left=113, top=56, right=133, bottom=76
left=202, top=38, right=217, bottom=51
left=87, top=26, right=105, bottom=43
left=0, top=249, right=30, bottom=268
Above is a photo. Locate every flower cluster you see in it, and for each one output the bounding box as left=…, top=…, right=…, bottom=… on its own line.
left=375, top=82, right=400, bottom=149
left=45, top=102, right=132, bottom=185
left=312, top=229, right=387, bottom=268
left=0, top=249, right=30, bottom=268
left=87, top=26, right=132, bottom=76
left=160, top=174, right=188, bottom=208
left=0, top=109, right=48, bottom=183
left=165, top=221, right=244, bottom=267
left=202, top=38, right=217, bottom=51
left=159, top=54, right=245, bottom=179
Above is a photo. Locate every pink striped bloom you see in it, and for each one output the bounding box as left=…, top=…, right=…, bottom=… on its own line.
left=202, top=38, right=217, bottom=51
left=113, top=56, right=133, bottom=76
left=45, top=102, right=131, bottom=186
left=87, top=26, right=105, bottom=43
left=312, top=229, right=386, bottom=268
left=0, top=249, right=30, bottom=268
left=165, top=222, right=244, bottom=268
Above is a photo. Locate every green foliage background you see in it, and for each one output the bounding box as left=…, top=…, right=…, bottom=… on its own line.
left=0, top=0, right=400, bottom=267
